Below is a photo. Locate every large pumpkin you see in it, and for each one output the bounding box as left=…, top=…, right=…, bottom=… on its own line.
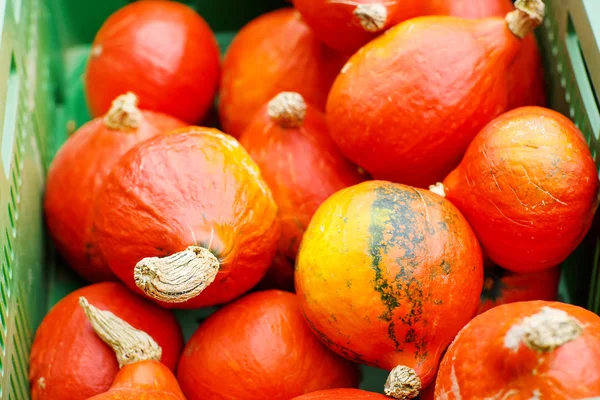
left=239, top=92, right=364, bottom=290
left=432, top=106, right=599, bottom=273
left=177, top=290, right=360, bottom=399
left=435, top=301, right=600, bottom=398
left=295, top=181, right=483, bottom=397
left=292, top=389, right=389, bottom=399
left=44, top=93, right=186, bottom=282
left=93, top=128, right=279, bottom=308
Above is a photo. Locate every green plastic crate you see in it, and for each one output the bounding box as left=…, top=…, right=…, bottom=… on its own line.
left=0, top=0, right=599, bottom=398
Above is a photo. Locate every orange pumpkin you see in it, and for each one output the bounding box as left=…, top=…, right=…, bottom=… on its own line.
left=29, top=282, right=183, bottom=400
left=93, top=127, right=279, bottom=308
left=435, top=301, right=600, bottom=398
left=292, top=389, right=389, bottom=399
left=239, top=92, right=365, bottom=290
left=177, top=290, right=360, bottom=399
left=219, top=8, right=347, bottom=137
left=85, top=0, right=220, bottom=124
left=326, top=0, right=544, bottom=188
left=431, top=106, right=599, bottom=273
left=295, top=181, right=483, bottom=396
left=44, top=93, right=186, bottom=282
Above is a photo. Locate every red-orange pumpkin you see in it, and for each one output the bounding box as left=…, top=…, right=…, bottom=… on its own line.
left=326, top=0, right=545, bottom=188
left=219, top=8, right=347, bottom=137
left=435, top=301, right=600, bottom=398
left=29, top=282, right=183, bottom=400
left=292, top=389, right=389, bottom=399
left=432, top=106, right=599, bottom=273
left=44, top=93, right=186, bottom=282
left=177, top=290, right=360, bottom=399
left=85, top=0, right=220, bottom=124
left=239, top=92, right=365, bottom=290
left=93, top=127, right=279, bottom=308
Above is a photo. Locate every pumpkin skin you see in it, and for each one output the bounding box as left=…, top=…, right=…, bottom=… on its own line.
left=219, top=8, right=347, bottom=137
left=177, top=290, right=360, bottom=400
left=435, top=301, right=600, bottom=398
left=239, top=92, right=364, bottom=290
left=438, top=106, right=599, bottom=273
left=292, top=389, right=389, bottom=399
left=295, top=181, right=483, bottom=390
left=326, top=15, right=524, bottom=188
left=44, top=93, right=186, bottom=282
left=85, top=0, right=220, bottom=123
left=93, top=127, right=279, bottom=308
left=29, top=282, right=183, bottom=400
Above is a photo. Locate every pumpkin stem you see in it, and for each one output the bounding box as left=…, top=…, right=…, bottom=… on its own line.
left=79, top=296, right=162, bottom=367
left=384, top=365, right=421, bottom=399
left=268, top=92, right=307, bottom=128
left=506, top=0, right=545, bottom=39
left=353, top=3, right=388, bottom=33
left=104, top=92, right=143, bottom=130
left=429, top=182, right=446, bottom=197
left=134, top=245, right=220, bottom=303
left=505, top=306, right=584, bottom=353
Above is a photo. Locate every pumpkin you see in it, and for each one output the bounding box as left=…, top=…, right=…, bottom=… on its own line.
left=295, top=180, right=483, bottom=398
left=239, top=92, right=365, bottom=290
left=326, top=0, right=545, bottom=188
left=479, top=265, right=561, bottom=315
left=79, top=297, right=186, bottom=400
left=219, top=8, right=347, bottom=137
left=93, top=127, right=279, bottom=308
left=177, top=290, right=360, bottom=399
left=85, top=0, right=220, bottom=123
left=435, top=301, right=600, bottom=398
left=29, top=282, right=183, bottom=400
left=44, top=93, right=186, bottom=282
left=431, top=106, right=599, bottom=273
left=292, top=389, right=389, bottom=399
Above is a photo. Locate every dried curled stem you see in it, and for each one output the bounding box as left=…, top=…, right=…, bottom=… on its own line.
left=384, top=365, right=421, bottom=399
left=79, top=296, right=162, bottom=367
left=104, top=92, right=142, bottom=130
left=429, top=182, right=446, bottom=197
left=506, top=0, right=545, bottom=39
left=353, top=3, right=388, bottom=32
left=268, top=92, right=307, bottom=128
left=134, top=245, right=220, bottom=303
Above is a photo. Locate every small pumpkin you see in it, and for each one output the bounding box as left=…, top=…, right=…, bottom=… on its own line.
left=44, top=93, right=187, bottom=282
left=93, top=127, right=279, bottom=308
left=79, top=297, right=186, bottom=400
left=29, top=282, right=183, bottom=400
left=239, top=92, right=365, bottom=290
left=431, top=106, right=599, bottom=273
left=326, top=0, right=545, bottom=188
left=219, top=8, right=347, bottom=137
left=295, top=181, right=483, bottom=398
left=177, top=290, right=360, bottom=399
left=85, top=0, right=220, bottom=123
left=435, top=301, right=600, bottom=398
left=292, top=389, right=389, bottom=399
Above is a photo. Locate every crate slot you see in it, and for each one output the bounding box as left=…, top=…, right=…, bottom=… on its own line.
left=1, top=55, right=19, bottom=180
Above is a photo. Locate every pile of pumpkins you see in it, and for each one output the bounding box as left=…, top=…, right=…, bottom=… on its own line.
left=31, top=0, right=600, bottom=399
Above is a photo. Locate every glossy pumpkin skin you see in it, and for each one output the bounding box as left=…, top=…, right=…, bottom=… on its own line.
left=93, top=128, right=279, bottom=308
left=219, top=9, right=347, bottom=137
left=291, top=389, right=389, bottom=399
left=326, top=16, right=520, bottom=188
left=239, top=99, right=364, bottom=290
left=479, top=265, right=560, bottom=315
left=441, top=107, right=599, bottom=273
left=29, top=283, right=183, bottom=400
left=177, top=290, right=360, bottom=399
left=44, top=107, right=186, bottom=283
left=87, top=361, right=185, bottom=400
left=85, top=1, right=220, bottom=123
left=295, top=181, right=483, bottom=388
left=435, top=301, right=600, bottom=398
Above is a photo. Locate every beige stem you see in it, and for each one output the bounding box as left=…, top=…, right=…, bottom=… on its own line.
left=134, top=245, right=220, bottom=303
left=522, top=307, right=583, bottom=352
left=506, top=0, right=545, bottom=39
left=104, top=92, right=142, bottom=130
left=384, top=365, right=421, bottom=399
left=268, top=92, right=307, bottom=128
left=79, top=297, right=162, bottom=367
left=354, top=3, right=388, bottom=33
left=429, top=182, right=446, bottom=197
